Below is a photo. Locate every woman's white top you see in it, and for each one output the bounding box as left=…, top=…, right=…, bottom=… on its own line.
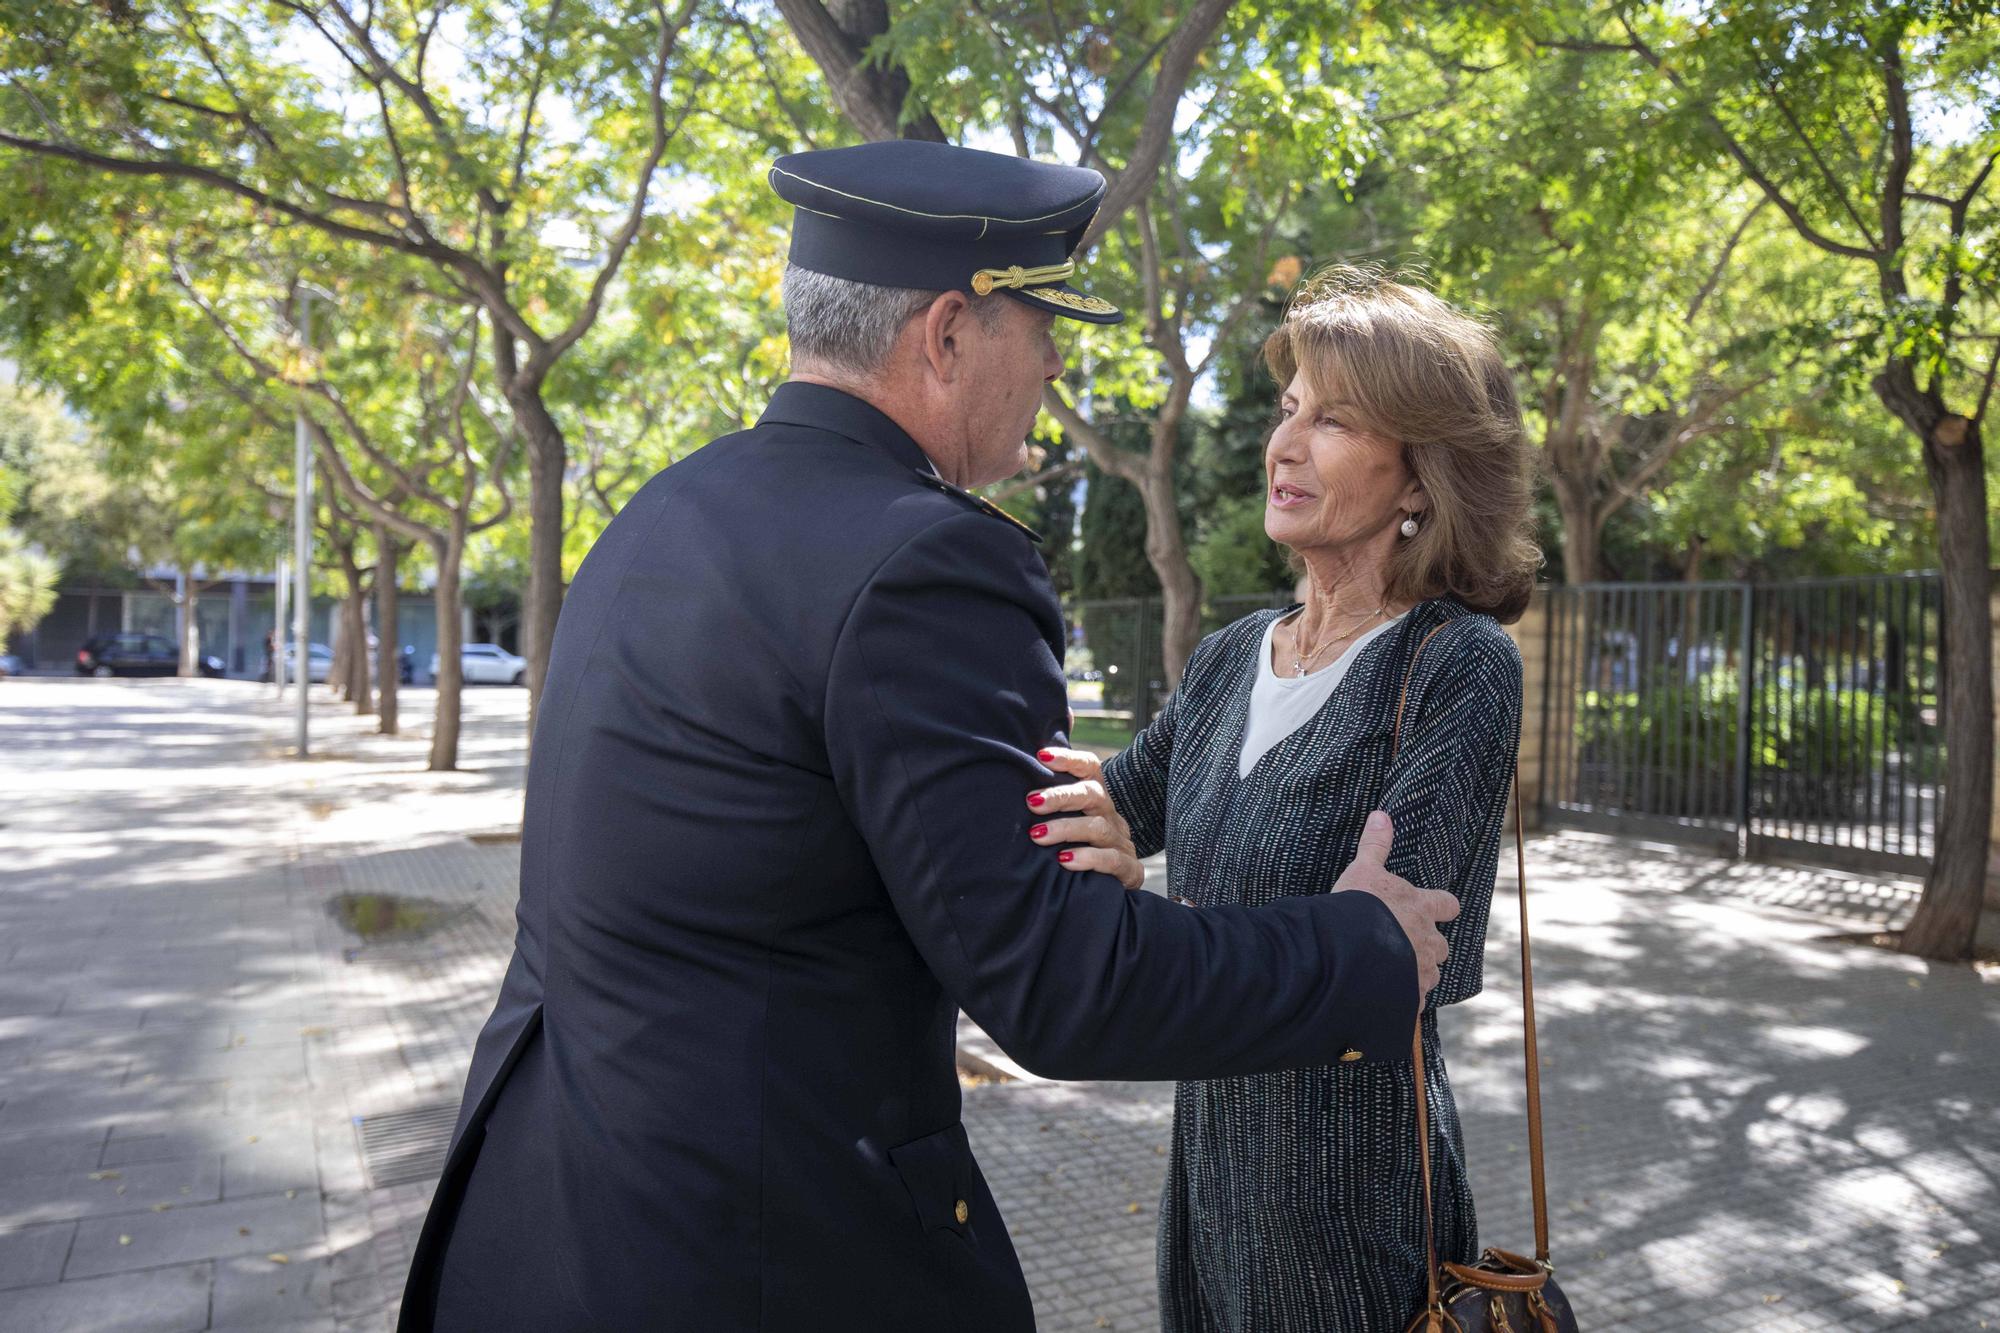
left=1238, top=610, right=1408, bottom=778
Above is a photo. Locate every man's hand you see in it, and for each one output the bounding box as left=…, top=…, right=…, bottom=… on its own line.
left=1331, top=811, right=1458, bottom=1004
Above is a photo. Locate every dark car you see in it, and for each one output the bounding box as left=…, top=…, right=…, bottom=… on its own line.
left=76, top=633, right=225, bottom=679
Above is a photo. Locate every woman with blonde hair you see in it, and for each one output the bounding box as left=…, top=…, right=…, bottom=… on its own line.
left=1028, top=266, right=1540, bottom=1329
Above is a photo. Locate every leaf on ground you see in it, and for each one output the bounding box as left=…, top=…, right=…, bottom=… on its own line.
left=267, top=1253, right=290, bottom=1264
left=117, top=1235, right=131, bottom=1246
left=89, top=1170, right=120, bottom=1181
left=1125, top=1203, right=1141, bottom=1214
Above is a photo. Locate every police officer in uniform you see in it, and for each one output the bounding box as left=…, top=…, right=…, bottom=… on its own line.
left=399, top=140, right=1458, bottom=1332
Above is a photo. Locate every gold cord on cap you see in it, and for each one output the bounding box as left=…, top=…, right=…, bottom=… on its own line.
left=969, top=261, right=1076, bottom=295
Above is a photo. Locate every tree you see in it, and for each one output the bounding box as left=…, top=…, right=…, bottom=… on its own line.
left=184, top=268, right=522, bottom=771
left=1333, top=14, right=1843, bottom=585
left=0, top=524, right=58, bottom=648
left=0, top=384, right=79, bottom=644
left=1530, top=0, right=1997, bottom=957
left=0, top=0, right=716, bottom=737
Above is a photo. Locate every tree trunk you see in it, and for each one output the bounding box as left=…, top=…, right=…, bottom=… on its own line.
left=347, top=582, right=372, bottom=714
left=773, top=0, right=949, bottom=143
left=1549, top=471, right=1601, bottom=586
left=1137, top=463, right=1202, bottom=695
left=330, top=539, right=371, bottom=712
left=429, top=526, right=467, bottom=772
left=1880, top=396, right=1993, bottom=960
left=375, top=527, right=400, bottom=737
left=497, top=361, right=566, bottom=751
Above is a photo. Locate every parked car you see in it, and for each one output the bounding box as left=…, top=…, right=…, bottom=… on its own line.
left=430, top=643, right=528, bottom=686
left=0, top=653, right=23, bottom=677
left=76, top=634, right=225, bottom=679
left=266, top=642, right=334, bottom=684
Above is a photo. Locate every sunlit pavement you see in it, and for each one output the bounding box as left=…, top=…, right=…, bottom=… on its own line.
left=1, top=677, right=1996, bottom=1331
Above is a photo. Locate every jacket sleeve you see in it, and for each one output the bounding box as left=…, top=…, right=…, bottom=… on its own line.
left=1378, top=618, right=1524, bottom=1014
left=1100, top=659, right=1187, bottom=860
left=823, top=511, right=1418, bottom=1079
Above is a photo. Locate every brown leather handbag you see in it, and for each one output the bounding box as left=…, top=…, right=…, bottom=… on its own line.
left=1394, top=625, right=1578, bottom=1333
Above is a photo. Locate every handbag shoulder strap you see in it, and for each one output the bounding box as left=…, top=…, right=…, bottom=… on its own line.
left=1390, top=620, right=1551, bottom=1317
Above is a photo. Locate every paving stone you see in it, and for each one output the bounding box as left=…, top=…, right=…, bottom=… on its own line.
left=212, top=1251, right=338, bottom=1328
left=0, top=1261, right=211, bottom=1333
left=0, top=1154, right=222, bottom=1229
left=0, top=1127, right=107, bottom=1178
left=0, top=1221, right=74, bottom=1291
left=224, top=1135, right=322, bottom=1198
left=66, top=1189, right=324, bottom=1279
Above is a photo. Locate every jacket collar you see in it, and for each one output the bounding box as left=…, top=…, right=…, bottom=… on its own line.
left=758, top=381, right=938, bottom=478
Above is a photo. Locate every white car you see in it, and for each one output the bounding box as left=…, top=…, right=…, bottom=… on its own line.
left=278, top=642, right=334, bottom=684
left=431, top=643, right=528, bottom=686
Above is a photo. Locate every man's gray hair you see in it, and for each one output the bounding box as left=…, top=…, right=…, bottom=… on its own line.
left=781, top=264, right=1002, bottom=377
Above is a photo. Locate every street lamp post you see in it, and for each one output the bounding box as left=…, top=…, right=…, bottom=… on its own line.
left=293, top=371, right=312, bottom=756
left=290, top=283, right=331, bottom=758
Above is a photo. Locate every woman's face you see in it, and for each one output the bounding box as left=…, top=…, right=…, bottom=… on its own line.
left=1264, top=370, right=1423, bottom=556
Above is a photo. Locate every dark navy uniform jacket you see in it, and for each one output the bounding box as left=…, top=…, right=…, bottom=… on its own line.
left=399, top=382, right=1418, bottom=1331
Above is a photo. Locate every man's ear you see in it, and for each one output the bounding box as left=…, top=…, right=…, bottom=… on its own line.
left=917, top=290, right=975, bottom=384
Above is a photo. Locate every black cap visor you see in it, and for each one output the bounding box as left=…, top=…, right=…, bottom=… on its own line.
left=1001, top=283, right=1124, bottom=325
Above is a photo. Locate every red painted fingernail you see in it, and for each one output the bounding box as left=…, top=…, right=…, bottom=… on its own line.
left=1058, top=851, right=1075, bottom=863
left=1029, top=825, right=1047, bottom=838
left=1027, top=793, right=1045, bottom=807
left=1037, top=750, right=1054, bottom=762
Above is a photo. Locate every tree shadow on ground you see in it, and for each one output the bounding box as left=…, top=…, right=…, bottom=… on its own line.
left=1440, top=833, right=1998, bottom=1328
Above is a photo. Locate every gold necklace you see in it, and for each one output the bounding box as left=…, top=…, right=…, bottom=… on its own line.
left=1288, top=604, right=1387, bottom=678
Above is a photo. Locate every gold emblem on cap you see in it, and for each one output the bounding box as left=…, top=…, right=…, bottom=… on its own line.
left=969, top=261, right=1076, bottom=296
left=1022, top=286, right=1118, bottom=316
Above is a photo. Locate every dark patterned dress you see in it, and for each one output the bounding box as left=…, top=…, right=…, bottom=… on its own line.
left=1102, top=597, right=1523, bottom=1332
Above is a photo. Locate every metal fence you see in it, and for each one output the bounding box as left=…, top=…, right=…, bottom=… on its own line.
left=1066, top=593, right=1294, bottom=730
left=1543, top=574, right=1945, bottom=874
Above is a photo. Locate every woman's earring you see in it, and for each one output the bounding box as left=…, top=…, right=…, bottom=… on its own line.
left=1399, top=516, right=1420, bottom=538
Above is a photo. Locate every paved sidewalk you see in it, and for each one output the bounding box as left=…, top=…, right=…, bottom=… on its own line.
left=2, top=678, right=1996, bottom=1331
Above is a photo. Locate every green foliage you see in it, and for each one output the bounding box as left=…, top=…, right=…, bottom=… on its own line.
left=1576, top=666, right=1929, bottom=818
left=0, top=526, right=57, bottom=642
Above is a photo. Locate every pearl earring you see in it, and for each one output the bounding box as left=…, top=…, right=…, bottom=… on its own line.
left=1399, top=516, right=1420, bottom=538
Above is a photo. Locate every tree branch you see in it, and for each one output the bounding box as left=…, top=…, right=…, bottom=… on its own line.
left=985, top=456, right=1081, bottom=505
left=537, top=0, right=702, bottom=372
left=1615, top=17, right=1880, bottom=263
left=1077, top=0, right=1231, bottom=255
left=1687, top=197, right=1767, bottom=325
left=772, top=0, right=948, bottom=143
left=1040, top=384, right=1147, bottom=484
left=1755, top=70, right=1881, bottom=250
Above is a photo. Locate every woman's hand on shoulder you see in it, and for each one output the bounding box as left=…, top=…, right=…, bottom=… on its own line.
left=1027, top=746, right=1145, bottom=890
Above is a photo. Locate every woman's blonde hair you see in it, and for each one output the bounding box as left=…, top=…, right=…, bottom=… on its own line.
left=1262, top=264, right=1541, bottom=623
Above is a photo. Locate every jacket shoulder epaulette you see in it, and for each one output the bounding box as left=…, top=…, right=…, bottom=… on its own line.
left=918, top=475, right=1045, bottom=545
